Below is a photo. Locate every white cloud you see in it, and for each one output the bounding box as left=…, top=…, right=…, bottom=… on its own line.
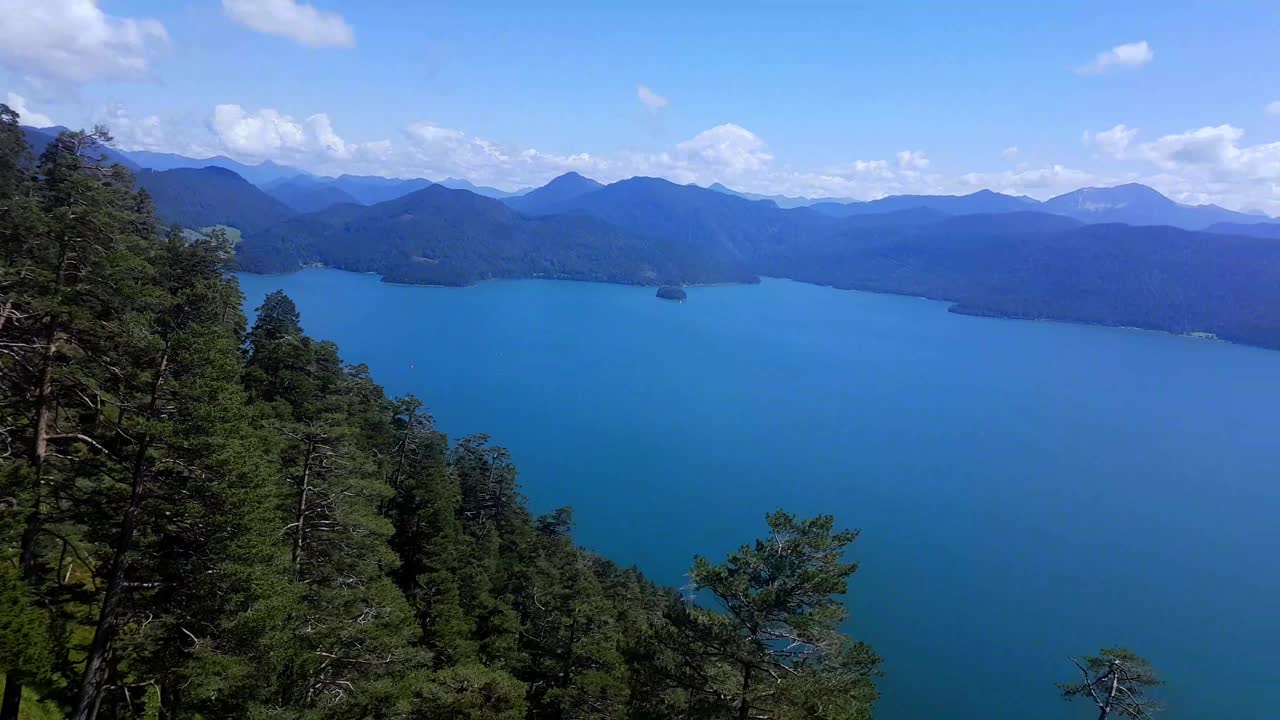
left=1078, top=41, right=1153, bottom=74
left=1116, top=124, right=1280, bottom=215
left=222, top=0, right=354, bottom=48
left=1267, top=100, right=1280, bottom=116
left=896, top=149, right=930, bottom=170
left=960, top=165, right=1099, bottom=195
left=1136, top=124, right=1280, bottom=180
left=674, top=124, right=772, bottom=174
left=396, top=120, right=774, bottom=190
left=212, top=104, right=306, bottom=157
left=210, top=104, right=385, bottom=168
left=96, top=104, right=167, bottom=151
left=837, top=159, right=892, bottom=177
left=1082, top=123, right=1138, bottom=158
left=636, top=85, right=669, bottom=112
left=0, top=0, right=168, bottom=90
left=87, top=98, right=1280, bottom=214
left=1001, top=146, right=1020, bottom=161
left=5, top=92, right=52, bottom=127
left=401, top=120, right=609, bottom=187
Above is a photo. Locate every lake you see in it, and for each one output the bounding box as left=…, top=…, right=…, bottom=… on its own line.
left=238, top=269, right=1280, bottom=720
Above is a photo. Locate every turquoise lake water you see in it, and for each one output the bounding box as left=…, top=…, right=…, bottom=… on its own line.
left=238, top=269, right=1280, bottom=720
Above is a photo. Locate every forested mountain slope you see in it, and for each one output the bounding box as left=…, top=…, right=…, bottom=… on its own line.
left=237, top=184, right=754, bottom=286
left=267, top=176, right=363, bottom=213
left=134, top=166, right=297, bottom=233
left=810, top=189, right=1037, bottom=217
left=760, top=213, right=1280, bottom=346
left=503, top=171, right=602, bottom=214
left=1206, top=221, right=1280, bottom=239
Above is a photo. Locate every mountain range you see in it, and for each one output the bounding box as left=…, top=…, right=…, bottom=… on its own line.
left=20, top=125, right=1280, bottom=348
left=23, top=125, right=1270, bottom=231
left=235, top=173, right=1280, bottom=348
left=125, top=149, right=302, bottom=186
left=707, top=182, right=855, bottom=209
left=236, top=184, right=745, bottom=287
left=720, top=180, right=1263, bottom=230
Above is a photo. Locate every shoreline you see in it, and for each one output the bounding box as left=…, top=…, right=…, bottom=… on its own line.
left=237, top=267, right=1260, bottom=353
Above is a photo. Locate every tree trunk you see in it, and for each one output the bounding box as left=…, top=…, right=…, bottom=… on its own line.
left=558, top=614, right=578, bottom=698
left=70, top=344, right=169, bottom=720
left=3, top=272, right=65, bottom=720
left=736, top=662, right=752, bottom=720
left=390, top=407, right=413, bottom=491
left=1098, top=665, right=1120, bottom=720
left=0, top=676, right=23, bottom=720
left=292, top=438, right=315, bottom=579
left=69, top=434, right=152, bottom=720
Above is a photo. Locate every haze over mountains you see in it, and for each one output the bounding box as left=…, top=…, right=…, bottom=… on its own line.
left=18, top=124, right=1280, bottom=349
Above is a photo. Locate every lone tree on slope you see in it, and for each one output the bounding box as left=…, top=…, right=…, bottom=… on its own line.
left=1060, top=647, right=1164, bottom=719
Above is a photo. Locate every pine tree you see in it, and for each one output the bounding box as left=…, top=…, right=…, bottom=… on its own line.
left=243, top=295, right=421, bottom=718
left=0, top=125, right=155, bottom=720
left=450, top=436, right=524, bottom=667
left=111, top=231, right=296, bottom=719
left=387, top=396, right=476, bottom=665
left=1060, top=648, right=1164, bottom=720
left=515, top=512, right=629, bottom=720
left=679, top=510, right=882, bottom=720
left=63, top=226, right=284, bottom=718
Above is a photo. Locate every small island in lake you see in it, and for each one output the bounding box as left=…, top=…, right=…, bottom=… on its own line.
left=656, top=285, right=687, bottom=301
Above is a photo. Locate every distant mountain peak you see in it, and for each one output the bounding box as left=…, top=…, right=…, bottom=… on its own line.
left=504, top=171, right=605, bottom=214
left=1051, top=183, right=1168, bottom=209
left=199, top=165, right=246, bottom=178
left=1042, top=183, right=1256, bottom=229
left=546, top=171, right=600, bottom=187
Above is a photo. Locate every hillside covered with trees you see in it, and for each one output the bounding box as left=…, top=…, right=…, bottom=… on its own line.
left=133, top=166, right=297, bottom=234
left=236, top=184, right=755, bottom=287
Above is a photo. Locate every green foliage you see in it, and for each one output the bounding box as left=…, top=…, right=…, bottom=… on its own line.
left=182, top=225, right=243, bottom=246
left=406, top=665, right=526, bottom=720
left=681, top=510, right=882, bottom=720
left=387, top=397, right=477, bottom=665
left=1060, top=648, right=1164, bottom=719
left=0, top=560, right=51, bottom=680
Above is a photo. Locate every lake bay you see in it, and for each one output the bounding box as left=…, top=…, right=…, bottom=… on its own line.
left=238, top=269, right=1280, bottom=720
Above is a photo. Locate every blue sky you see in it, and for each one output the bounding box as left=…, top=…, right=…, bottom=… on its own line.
left=2, top=0, right=1279, bottom=213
